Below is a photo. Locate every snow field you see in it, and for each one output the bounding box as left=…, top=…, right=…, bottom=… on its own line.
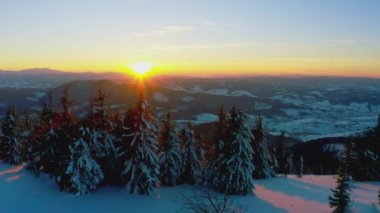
left=1, top=163, right=378, bottom=213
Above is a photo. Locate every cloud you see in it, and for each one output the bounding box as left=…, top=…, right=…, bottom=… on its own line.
left=325, top=39, right=369, bottom=44
left=132, top=25, right=195, bottom=37
left=149, top=42, right=261, bottom=51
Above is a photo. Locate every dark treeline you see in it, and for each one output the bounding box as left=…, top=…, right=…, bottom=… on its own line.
left=0, top=88, right=379, bottom=196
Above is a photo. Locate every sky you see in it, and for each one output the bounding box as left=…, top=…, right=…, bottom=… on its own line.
left=1, top=0, right=380, bottom=77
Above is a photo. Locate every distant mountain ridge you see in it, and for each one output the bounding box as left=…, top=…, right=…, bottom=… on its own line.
left=1, top=69, right=380, bottom=141
left=0, top=68, right=130, bottom=80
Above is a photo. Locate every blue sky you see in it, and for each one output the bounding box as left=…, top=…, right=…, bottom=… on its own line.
left=1, top=0, right=379, bottom=76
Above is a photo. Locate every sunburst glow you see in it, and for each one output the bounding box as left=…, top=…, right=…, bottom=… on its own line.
left=130, top=62, right=153, bottom=76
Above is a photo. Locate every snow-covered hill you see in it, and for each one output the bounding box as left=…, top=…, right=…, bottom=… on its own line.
left=1, top=74, right=380, bottom=141
left=1, top=163, right=378, bottom=212
left=164, top=77, right=380, bottom=141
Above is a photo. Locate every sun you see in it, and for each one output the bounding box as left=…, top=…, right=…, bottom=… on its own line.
left=130, top=62, right=153, bottom=76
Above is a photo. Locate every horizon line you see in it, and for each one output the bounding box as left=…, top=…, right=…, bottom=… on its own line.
left=1, top=67, right=380, bottom=80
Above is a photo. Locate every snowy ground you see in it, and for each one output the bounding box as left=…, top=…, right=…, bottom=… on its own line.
left=0, top=163, right=379, bottom=213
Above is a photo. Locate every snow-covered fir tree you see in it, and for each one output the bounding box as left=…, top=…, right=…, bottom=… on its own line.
left=107, top=111, right=124, bottom=183
left=27, top=94, right=60, bottom=176
left=62, top=127, right=104, bottom=195
left=120, top=93, right=160, bottom=195
left=297, top=155, right=304, bottom=178
left=285, top=152, right=294, bottom=175
left=352, top=138, right=378, bottom=181
left=214, top=105, right=228, bottom=159
left=203, top=105, right=229, bottom=186
left=19, top=112, right=34, bottom=160
left=84, top=88, right=117, bottom=181
left=345, top=139, right=358, bottom=179
left=87, top=88, right=116, bottom=159
left=0, top=105, right=22, bottom=165
left=345, top=124, right=380, bottom=181
left=212, top=106, right=255, bottom=195
left=276, top=131, right=286, bottom=175
left=179, top=123, right=202, bottom=185
left=158, top=113, right=182, bottom=186
left=329, top=144, right=352, bottom=213
left=251, top=115, right=276, bottom=179
left=56, top=89, right=78, bottom=189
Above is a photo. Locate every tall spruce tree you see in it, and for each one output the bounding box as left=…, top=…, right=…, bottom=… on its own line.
left=285, top=151, right=294, bottom=175
left=179, top=123, right=201, bottom=185
left=87, top=88, right=116, bottom=159
left=204, top=105, right=229, bottom=186
left=158, top=113, right=182, bottom=186
left=376, top=114, right=380, bottom=138
left=120, top=93, right=160, bottom=195
left=85, top=88, right=117, bottom=181
left=297, top=155, right=304, bottom=178
left=276, top=131, right=286, bottom=175
left=251, top=115, right=276, bottom=179
left=27, top=93, right=60, bottom=176
left=329, top=144, right=352, bottom=213
left=212, top=107, right=255, bottom=195
left=214, top=105, right=228, bottom=159
left=345, top=139, right=358, bottom=179
left=56, top=89, right=77, bottom=189
left=62, top=127, right=104, bottom=195
left=0, top=105, right=22, bottom=165
left=19, top=112, right=34, bottom=161
left=352, top=138, right=378, bottom=181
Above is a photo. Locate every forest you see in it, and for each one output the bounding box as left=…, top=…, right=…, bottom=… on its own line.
left=0, top=87, right=379, bottom=211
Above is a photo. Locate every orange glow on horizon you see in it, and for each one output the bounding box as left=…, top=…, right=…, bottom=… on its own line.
left=1, top=57, right=380, bottom=79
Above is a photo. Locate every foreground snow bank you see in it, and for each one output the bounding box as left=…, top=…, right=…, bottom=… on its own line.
left=0, top=163, right=379, bottom=213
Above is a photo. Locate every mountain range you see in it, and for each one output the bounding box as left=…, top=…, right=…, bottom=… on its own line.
left=1, top=68, right=380, bottom=143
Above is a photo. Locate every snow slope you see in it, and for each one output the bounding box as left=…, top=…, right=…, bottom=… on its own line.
left=0, top=163, right=378, bottom=213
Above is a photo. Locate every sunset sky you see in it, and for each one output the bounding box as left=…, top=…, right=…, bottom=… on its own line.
left=1, top=0, right=380, bottom=77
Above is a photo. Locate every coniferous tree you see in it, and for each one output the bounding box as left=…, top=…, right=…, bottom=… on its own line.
left=214, top=105, right=228, bottom=159
left=56, top=89, right=77, bottom=189
left=269, top=147, right=279, bottom=174
left=345, top=139, right=358, bottom=178
left=372, top=115, right=380, bottom=180
left=329, top=144, right=352, bottom=213
left=285, top=151, right=294, bottom=175
left=352, top=138, right=378, bottom=181
left=19, top=112, right=34, bottom=161
left=276, top=131, right=286, bottom=175
left=85, top=88, right=117, bottom=182
left=251, top=115, right=276, bottom=179
left=27, top=93, right=60, bottom=176
left=62, top=127, right=104, bottom=195
left=346, top=125, right=380, bottom=181
left=87, top=88, right=116, bottom=158
left=107, top=111, right=124, bottom=183
left=120, top=93, right=160, bottom=195
left=297, top=155, right=304, bottom=178
left=158, top=113, right=182, bottom=186
left=212, top=107, right=255, bottom=195
left=179, top=123, right=201, bottom=185
left=204, top=105, right=229, bottom=186
left=0, top=105, right=22, bottom=165
left=376, top=114, right=380, bottom=138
